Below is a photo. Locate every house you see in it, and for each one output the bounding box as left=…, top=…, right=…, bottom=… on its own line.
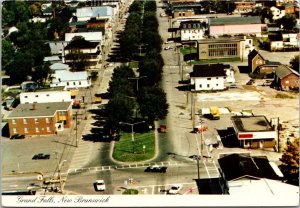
left=231, top=116, right=277, bottom=148
left=284, top=3, right=299, bottom=15
left=63, top=38, right=101, bottom=66
left=209, top=16, right=265, bottom=36
left=190, top=64, right=227, bottom=91
left=268, top=32, right=299, bottom=51
left=197, top=36, right=254, bottom=61
left=276, top=0, right=297, bottom=6
left=274, top=65, right=299, bottom=90
left=86, top=17, right=110, bottom=29
left=234, top=1, right=256, bottom=14
left=74, top=6, right=115, bottom=22
left=7, top=102, right=72, bottom=137
left=64, top=32, right=103, bottom=43
left=179, top=20, right=205, bottom=42
left=218, top=153, right=283, bottom=182
left=248, top=49, right=266, bottom=72
left=50, top=63, right=70, bottom=72
left=173, top=9, right=195, bottom=18
left=48, top=41, right=67, bottom=55
left=20, top=91, right=72, bottom=104
left=43, top=56, right=62, bottom=64
left=218, top=153, right=299, bottom=203
left=269, top=32, right=284, bottom=51
left=50, top=70, right=91, bottom=90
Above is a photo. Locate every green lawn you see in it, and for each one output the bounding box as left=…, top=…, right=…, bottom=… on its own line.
left=180, top=47, right=197, bottom=55
left=129, top=61, right=139, bottom=68
left=113, top=131, right=155, bottom=162
left=192, top=57, right=241, bottom=64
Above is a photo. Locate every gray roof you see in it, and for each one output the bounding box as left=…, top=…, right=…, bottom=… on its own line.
left=7, top=102, right=72, bottom=118
left=210, top=16, right=262, bottom=26
left=275, top=65, right=299, bottom=79
left=48, top=41, right=67, bottom=55
left=231, top=116, right=273, bottom=132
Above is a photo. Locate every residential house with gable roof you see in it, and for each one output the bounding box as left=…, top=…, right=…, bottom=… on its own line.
left=190, top=64, right=227, bottom=91
left=50, top=70, right=91, bottom=90
left=274, top=65, right=299, bottom=90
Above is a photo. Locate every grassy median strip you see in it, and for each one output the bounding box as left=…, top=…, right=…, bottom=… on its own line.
left=113, top=131, right=155, bottom=162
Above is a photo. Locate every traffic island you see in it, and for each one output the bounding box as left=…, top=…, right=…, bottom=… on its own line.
left=123, top=189, right=138, bottom=195
left=112, top=131, right=155, bottom=162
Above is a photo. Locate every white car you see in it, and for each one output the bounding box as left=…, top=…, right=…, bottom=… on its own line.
left=168, top=184, right=183, bottom=194
left=164, top=40, right=174, bottom=44
left=95, top=180, right=106, bottom=191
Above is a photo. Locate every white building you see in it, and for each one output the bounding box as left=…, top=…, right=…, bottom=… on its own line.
left=20, top=91, right=72, bottom=104
left=65, top=32, right=103, bottom=43
left=50, top=70, right=91, bottom=90
left=74, top=6, right=115, bottom=21
left=180, top=20, right=206, bottom=41
left=190, top=64, right=227, bottom=91
left=50, top=63, right=70, bottom=72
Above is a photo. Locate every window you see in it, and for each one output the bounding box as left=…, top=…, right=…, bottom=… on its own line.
left=35, top=118, right=39, bottom=123
left=207, top=84, right=210, bottom=88
left=73, top=82, right=76, bottom=85
left=35, top=95, right=39, bottom=97
left=67, top=82, right=69, bottom=86
left=25, top=96, right=28, bottom=98
left=35, top=127, right=39, bottom=133
left=216, top=77, right=219, bottom=79
left=12, top=119, right=16, bottom=124
left=13, top=128, right=17, bottom=134
left=46, top=118, right=50, bottom=123
left=207, top=78, right=211, bottom=80
left=199, top=84, right=202, bottom=88
left=46, top=127, right=51, bottom=132
left=24, top=128, right=28, bottom=133
left=46, top=94, right=50, bottom=97
left=79, top=81, right=81, bottom=85
left=23, top=118, right=28, bottom=124
left=216, top=84, right=219, bottom=86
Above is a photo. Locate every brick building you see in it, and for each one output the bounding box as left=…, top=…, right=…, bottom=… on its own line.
left=7, top=102, right=72, bottom=137
left=274, top=65, right=299, bottom=90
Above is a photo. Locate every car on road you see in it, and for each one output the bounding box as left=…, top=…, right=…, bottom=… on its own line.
left=229, top=84, right=238, bottom=88
left=32, top=153, right=50, bottom=160
left=145, top=165, right=167, bottom=173
left=164, top=46, right=175, bottom=50
left=168, top=184, right=183, bottom=194
left=164, top=40, right=174, bottom=44
left=94, top=180, right=106, bottom=191
left=10, top=134, right=25, bottom=140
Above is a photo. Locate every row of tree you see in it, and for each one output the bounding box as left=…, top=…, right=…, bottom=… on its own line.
left=106, top=0, right=168, bottom=126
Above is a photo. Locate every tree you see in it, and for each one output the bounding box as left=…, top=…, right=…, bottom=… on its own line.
left=290, top=55, right=299, bottom=72
left=108, top=65, right=135, bottom=96
left=6, top=52, right=33, bottom=84
left=144, top=1, right=156, bottom=12
left=31, top=63, right=51, bottom=86
left=2, top=1, right=31, bottom=26
left=138, top=59, right=162, bottom=86
left=128, top=1, right=143, bottom=13
left=2, top=40, right=16, bottom=71
left=261, top=7, right=274, bottom=23
left=279, top=138, right=299, bottom=185
left=137, top=87, right=169, bottom=122
left=106, top=94, right=135, bottom=125
left=278, top=14, right=297, bottom=31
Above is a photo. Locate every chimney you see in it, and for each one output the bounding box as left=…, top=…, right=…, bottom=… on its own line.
left=32, top=103, right=36, bottom=110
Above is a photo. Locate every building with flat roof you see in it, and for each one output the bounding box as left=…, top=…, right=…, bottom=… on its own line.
left=197, top=37, right=254, bottom=61
left=209, top=16, right=265, bottom=36
left=7, top=102, right=72, bottom=137
left=231, top=116, right=277, bottom=148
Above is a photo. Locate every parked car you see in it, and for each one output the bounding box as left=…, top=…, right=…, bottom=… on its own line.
left=164, top=46, right=175, bottom=50
left=168, top=184, right=183, bottom=194
left=246, top=79, right=255, bottom=85
left=164, top=40, right=174, bottom=44
left=94, top=180, right=106, bottom=191
left=145, top=165, right=167, bottom=173
left=229, top=84, right=238, bottom=88
left=262, top=80, right=273, bottom=86
left=32, top=153, right=50, bottom=160
left=10, top=134, right=25, bottom=140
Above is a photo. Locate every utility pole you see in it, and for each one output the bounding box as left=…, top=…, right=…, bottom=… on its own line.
left=128, top=76, right=147, bottom=94
left=119, top=121, right=145, bottom=154
left=277, top=117, right=280, bottom=153
left=75, top=111, right=78, bottom=147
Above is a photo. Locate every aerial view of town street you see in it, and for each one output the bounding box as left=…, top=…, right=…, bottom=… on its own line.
left=1, top=0, right=299, bottom=207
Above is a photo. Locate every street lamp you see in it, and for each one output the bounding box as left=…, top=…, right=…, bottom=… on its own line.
left=128, top=76, right=147, bottom=93
left=119, top=121, right=145, bottom=153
